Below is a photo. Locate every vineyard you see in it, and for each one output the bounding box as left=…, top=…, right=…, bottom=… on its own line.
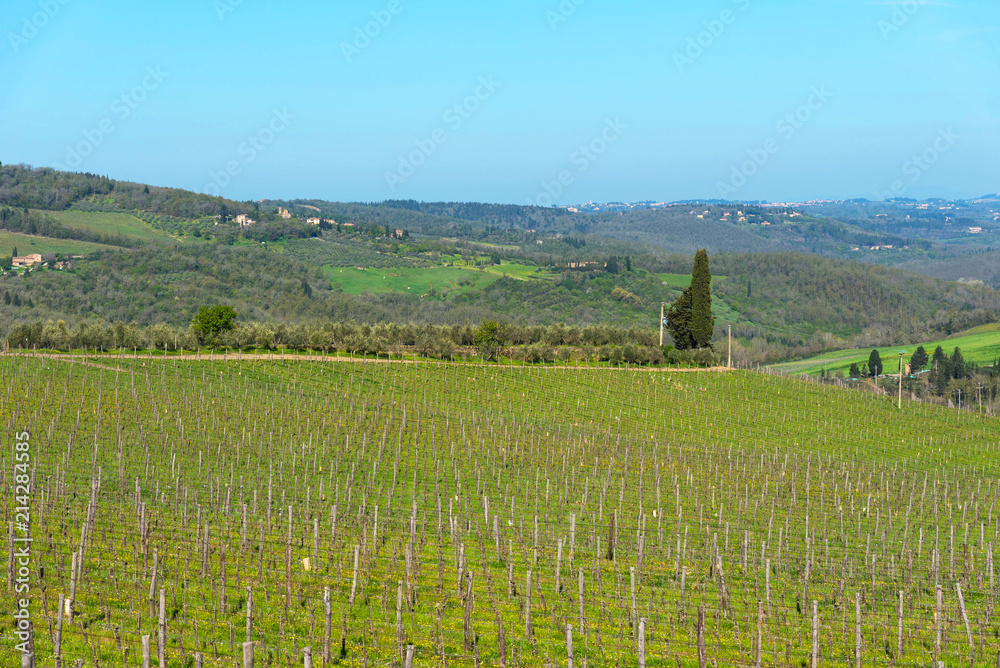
left=2, top=354, right=1000, bottom=667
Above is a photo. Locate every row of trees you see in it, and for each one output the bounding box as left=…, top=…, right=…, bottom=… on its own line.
left=5, top=315, right=667, bottom=358
left=852, top=345, right=973, bottom=380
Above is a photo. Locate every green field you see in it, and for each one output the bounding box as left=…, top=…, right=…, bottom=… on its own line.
left=772, top=323, right=1000, bottom=376
left=40, top=209, right=178, bottom=244
left=2, top=354, right=999, bottom=667
left=324, top=262, right=547, bottom=298
left=0, top=230, right=115, bottom=256
left=480, top=260, right=554, bottom=281
left=657, top=273, right=694, bottom=288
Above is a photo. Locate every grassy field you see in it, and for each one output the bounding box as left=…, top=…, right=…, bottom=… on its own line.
left=657, top=273, right=694, bottom=288
left=772, top=323, right=1000, bottom=376
left=2, top=354, right=999, bottom=667
left=0, top=230, right=115, bottom=256
left=325, top=265, right=505, bottom=298
left=40, top=210, right=178, bottom=244
left=323, top=260, right=552, bottom=298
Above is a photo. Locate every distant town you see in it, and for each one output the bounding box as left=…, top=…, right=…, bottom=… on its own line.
left=557, top=194, right=1000, bottom=214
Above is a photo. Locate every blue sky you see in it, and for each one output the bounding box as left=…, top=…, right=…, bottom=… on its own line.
left=1, top=0, right=997, bottom=204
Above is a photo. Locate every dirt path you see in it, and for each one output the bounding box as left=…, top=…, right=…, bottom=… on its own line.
left=5, top=351, right=733, bottom=372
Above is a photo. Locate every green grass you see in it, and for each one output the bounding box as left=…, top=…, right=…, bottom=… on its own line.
left=323, top=262, right=549, bottom=298
left=40, top=209, right=179, bottom=243
left=657, top=273, right=693, bottom=288
left=480, top=260, right=555, bottom=281
left=325, top=264, right=501, bottom=297
left=2, top=355, right=998, bottom=667
left=0, top=229, right=115, bottom=255
left=771, top=323, right=1000, bottom=376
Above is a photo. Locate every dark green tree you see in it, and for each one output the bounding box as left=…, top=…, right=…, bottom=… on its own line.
left=301, top=279, right=313, bottom=298
left=950, top=347, right=965, bottom=379
left=934, top=367, right=950, bottom=396
left=192, top=305, right=238, bottom=343
left=931, top=345, right=947, bottom=370
left=12, top=247, right=17, bottom=257
left=666, top=287, right=694, bottom=350
left=690, top=249, right=715, bottom=349
left=474, top=320, right=508, bottom=362
left=848, top=362, right=860, bottom=379
left=909, top=345, right=928, bottom=373
left=868, top=349, right=883, bottom=377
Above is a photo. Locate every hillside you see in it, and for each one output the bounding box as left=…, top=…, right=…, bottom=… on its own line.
left=0, top=163, right=254, bottom=219
left=2, top=163, right=1000, bottom=365
left=771, top=322, right=1000, bottom=376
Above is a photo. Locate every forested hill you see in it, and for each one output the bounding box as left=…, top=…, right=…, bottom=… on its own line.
left=0, top=163, right=254, bottom=219
left=1, top=162, right=999, bottom=364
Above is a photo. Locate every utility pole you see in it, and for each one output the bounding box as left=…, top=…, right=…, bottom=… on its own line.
left=659, top=303, right=665, bottom=347
left=727, top=324, right=732, bottom=369
left=977, top=382, right=985, bottom=412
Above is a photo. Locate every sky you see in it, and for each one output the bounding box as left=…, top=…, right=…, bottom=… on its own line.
left=1, top=0, right=997, bottom=205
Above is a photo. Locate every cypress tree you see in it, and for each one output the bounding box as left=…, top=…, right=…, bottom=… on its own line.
left=666, top=286, right=694, bottom=350
left=931, top=345, right=947, bottom=370
left=950, top=347, right=965, bottom=379
left=690, top=249, right=715, bottom=348
left=909, top=345, right=928, bottom=373
left=868, top=349, right=883, bottom=378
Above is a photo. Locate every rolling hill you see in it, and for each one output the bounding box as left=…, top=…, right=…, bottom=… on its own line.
left=2, top=161, right=1000, bottom=366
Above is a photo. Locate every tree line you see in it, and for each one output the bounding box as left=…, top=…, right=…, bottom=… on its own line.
left=5, top=316, right=678, bottom=365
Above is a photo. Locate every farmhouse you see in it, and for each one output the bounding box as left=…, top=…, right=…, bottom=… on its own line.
left=234, top=214, right=255, bottom=227
left=307, top=217, right=321, bottom=226
left=968, top=226, right=983, bottom=234
left=12, top=254, right=42, bottom=268
left=391, top=229, right=406, bottom=239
